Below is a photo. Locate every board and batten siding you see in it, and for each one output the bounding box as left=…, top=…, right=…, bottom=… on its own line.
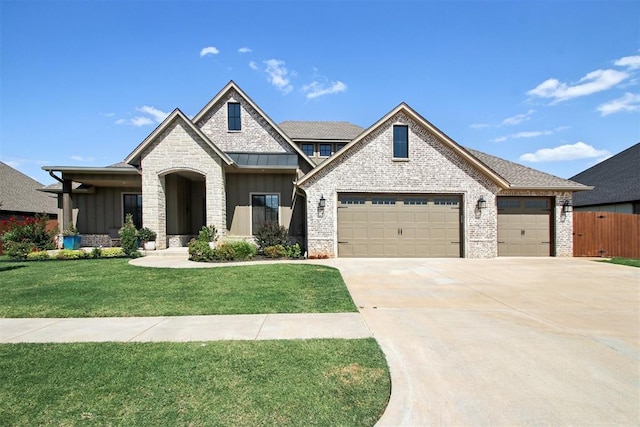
left=72, top=187, right=141, bottom=234
left=225, top=173, right=303, bottom=240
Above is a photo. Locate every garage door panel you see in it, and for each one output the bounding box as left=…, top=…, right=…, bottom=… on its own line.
left=338, top=194, right=461, bottom=258
left=498, top=197, right=551, bottom=257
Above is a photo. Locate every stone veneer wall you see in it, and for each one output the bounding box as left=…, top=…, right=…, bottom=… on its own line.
left=300, top=112, right=501, bottom=258
left=140, top=118, right=226, bottom=249
left=499, top=189, right=574, bottom=257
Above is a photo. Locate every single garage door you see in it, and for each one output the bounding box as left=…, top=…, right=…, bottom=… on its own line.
left=337, top=193, right=461, bottom=257
left=497, top=197, right=552, bottom=256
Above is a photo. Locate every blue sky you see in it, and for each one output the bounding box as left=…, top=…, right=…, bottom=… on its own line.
left=1, top=0, right=638, bottom=185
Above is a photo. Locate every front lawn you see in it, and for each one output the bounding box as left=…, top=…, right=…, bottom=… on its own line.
left=0, top=258, right=357, bottom=317
left=0, top=339, right=390, bottom=426
left=601, top=257, right=640, bottom=268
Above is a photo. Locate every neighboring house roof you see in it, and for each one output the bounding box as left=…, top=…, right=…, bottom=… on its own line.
left=298, top=103, right=511, bottom=188
left=192, top=81, right=315, bottom=169
left=0, top=161, right=57, bottom=215
left=227, top=152, right=299, bottom=169
left=468, top=149, right=590, bottom=191
left=279, top=121, right=364, bottom=141
left=125, top=109, right=234, bottom=166
left=570, top=142, right=640, bottom=206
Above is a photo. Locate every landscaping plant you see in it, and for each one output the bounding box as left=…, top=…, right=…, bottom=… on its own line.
left=0, top=214, right=56, bottom=259
left=118, top=214, right=139, bottom=256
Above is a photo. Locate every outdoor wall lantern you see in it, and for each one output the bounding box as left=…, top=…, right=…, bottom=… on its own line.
left=318, top=194, right=326, bottom=209
left=477, top=196, right=487, bottom=211
left=562, top=199, right=572, bottom=213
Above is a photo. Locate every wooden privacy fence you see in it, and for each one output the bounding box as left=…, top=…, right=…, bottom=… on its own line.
left=573, top=212, right=640, bottom=258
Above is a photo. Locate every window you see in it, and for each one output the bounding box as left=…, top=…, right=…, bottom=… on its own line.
left=393, top=125, right=408, bottom=158
left=434, top=197, right=459, bottom=206
left=252, top=194, right=279, bottom=233
left=336, top=143, right=346, bottom=152
left=123, top=194, right=142, bottom=229
left=302, top=143, right=314, bottom=156
left=404, top=197, right=428, bottom=205
left=340, top=196, right=365, bottom=205
left=319, top=143, right=332, bottom=157
left=228, top=102, right=241, bottom=131
left=372, top=197, right=396, bottom=205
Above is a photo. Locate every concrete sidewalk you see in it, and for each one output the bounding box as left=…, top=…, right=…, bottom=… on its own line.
left=0, top=313, right=372, bottom=343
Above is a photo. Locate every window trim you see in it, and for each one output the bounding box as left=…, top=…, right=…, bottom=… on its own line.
left=301, top=143, right=315, bottom=156
left=318, top=143, right=333, bottom=157
left=393, top=124, right=409, bottom=159
left=121, top=192, right=143, bottom=229
left=227, top=102, right=241, bottom=131
left=249, top=192, right=281, bottom=235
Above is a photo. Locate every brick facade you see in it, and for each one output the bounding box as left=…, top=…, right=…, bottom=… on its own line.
left=300, top=112, right=502, bottom=258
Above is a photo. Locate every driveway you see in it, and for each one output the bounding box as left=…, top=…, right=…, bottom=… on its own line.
left=328, top=257, right=639, bottom=426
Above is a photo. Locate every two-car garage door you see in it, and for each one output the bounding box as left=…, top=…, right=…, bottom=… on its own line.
left=337, top=193, right=461, bottom=257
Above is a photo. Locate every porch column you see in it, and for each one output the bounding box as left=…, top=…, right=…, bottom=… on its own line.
left=62, top=178, right=73, bottom=231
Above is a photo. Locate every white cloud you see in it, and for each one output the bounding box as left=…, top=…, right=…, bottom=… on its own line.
left=492, top=127, right=565, bottom=142
left=249, top=61, right=258, bottom=70
left=471, top=109, right=535, bottom=129
left=597, top=92, right=640, bottom=116
left=263, top=59, right=293, bottom=94
left=614, top=55, right=640, bottom=70
left=100, top=112, right=115, bottom=118
left=501, top=109, right=536, bottom=126
left=302, top=80, right=347, bottom=99
left=519, top=142, right=611, bottom=162
left=70, top=155, right=95, bottom=162
left=238, top=47, right=252, bottom=53
left=137, top=106, right=169, bottom=123
left=130, top=117, right=154, bottom=126
left=200, top=46, right=220, bottom=57
left=527, top=69, right=628, bottom=103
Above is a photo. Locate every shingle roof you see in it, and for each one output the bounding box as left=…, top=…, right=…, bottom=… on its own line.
left=279, top=121, right=364, bottom=141
left=0, top=162, right=58, bottom=215
left=569, top=142, right=640, bottom=206
left=467, top=148, right=590, bottom=190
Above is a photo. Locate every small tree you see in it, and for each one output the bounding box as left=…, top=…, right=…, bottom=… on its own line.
left=118, top=213, right=139, bottom=256
left=254, top=222, right=289, bottom=251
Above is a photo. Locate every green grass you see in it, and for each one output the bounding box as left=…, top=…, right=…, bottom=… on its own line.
left=0, top=339, right=390, bottom=426
left=601, top=257, right=640, bottom=268
left=0, top=258, right=357, bottom=317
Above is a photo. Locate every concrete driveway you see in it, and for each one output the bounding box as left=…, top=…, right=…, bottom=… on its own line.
left=327, top=257, right=639, bottom=426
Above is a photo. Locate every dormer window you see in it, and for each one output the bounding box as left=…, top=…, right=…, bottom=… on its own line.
left=228, top=102, right=241, bottom=131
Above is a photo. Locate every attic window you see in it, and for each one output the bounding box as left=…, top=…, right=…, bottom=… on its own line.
left=393, top=125, right=408, bottom=159
left=228, top=102, right=241, bottom=131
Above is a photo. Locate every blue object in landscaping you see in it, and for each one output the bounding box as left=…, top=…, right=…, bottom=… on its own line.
left=63, top=235, right=82, bottom=250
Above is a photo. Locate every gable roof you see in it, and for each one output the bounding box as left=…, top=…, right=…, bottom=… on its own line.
left=570, top=142, right=640, bottom=206
left=468, top=149, right=590, bottom=191
left=125, top=108, right=233, bottom=166
left=279, top=121, right=364, bottom=141
left=0, top=162, right=57, bottom=215
left=297, top=103, right=510, bottom=188
left=192, top=81, right=315, bottom=169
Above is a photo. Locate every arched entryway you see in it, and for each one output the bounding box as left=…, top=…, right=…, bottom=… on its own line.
left=164, top=169, right=206, bottom=247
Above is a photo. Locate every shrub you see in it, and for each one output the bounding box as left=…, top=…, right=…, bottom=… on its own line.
left=188, top=238, right=214, bottom=262
left=198, top=225, right=218, bottom=243
left=89, top=247, right=102, bottom=258
left=26, top=251, right=51, bottom=261
left=119, top=214, right=139, bottom=256
left=56, top=250, right=88, bottom=260
left=227, top=240, right=257, bottom=260
left=1, top=214, right=56, bottom=259
left=62, top=222, right=79, bottom=236
left=4, top=241, right=36, bottom=260
left=101, top=247, right=125, bottom=258
left=263, top=244, right=287, bottom=258
left=285, top=243, right=302, bottom=259
left=213, top=243, right=236, bottom=261
left=254, top=222, right=289, bottom=251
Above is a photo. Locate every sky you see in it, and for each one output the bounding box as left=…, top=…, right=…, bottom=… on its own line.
left=1, top=0, right=639, bottom=186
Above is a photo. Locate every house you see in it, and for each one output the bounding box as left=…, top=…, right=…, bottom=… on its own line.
left=42, top=81, right=590, bottom=257
left=0, top=161, right=58, bottom=221
left=570, top=143, right=639, bottom=214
